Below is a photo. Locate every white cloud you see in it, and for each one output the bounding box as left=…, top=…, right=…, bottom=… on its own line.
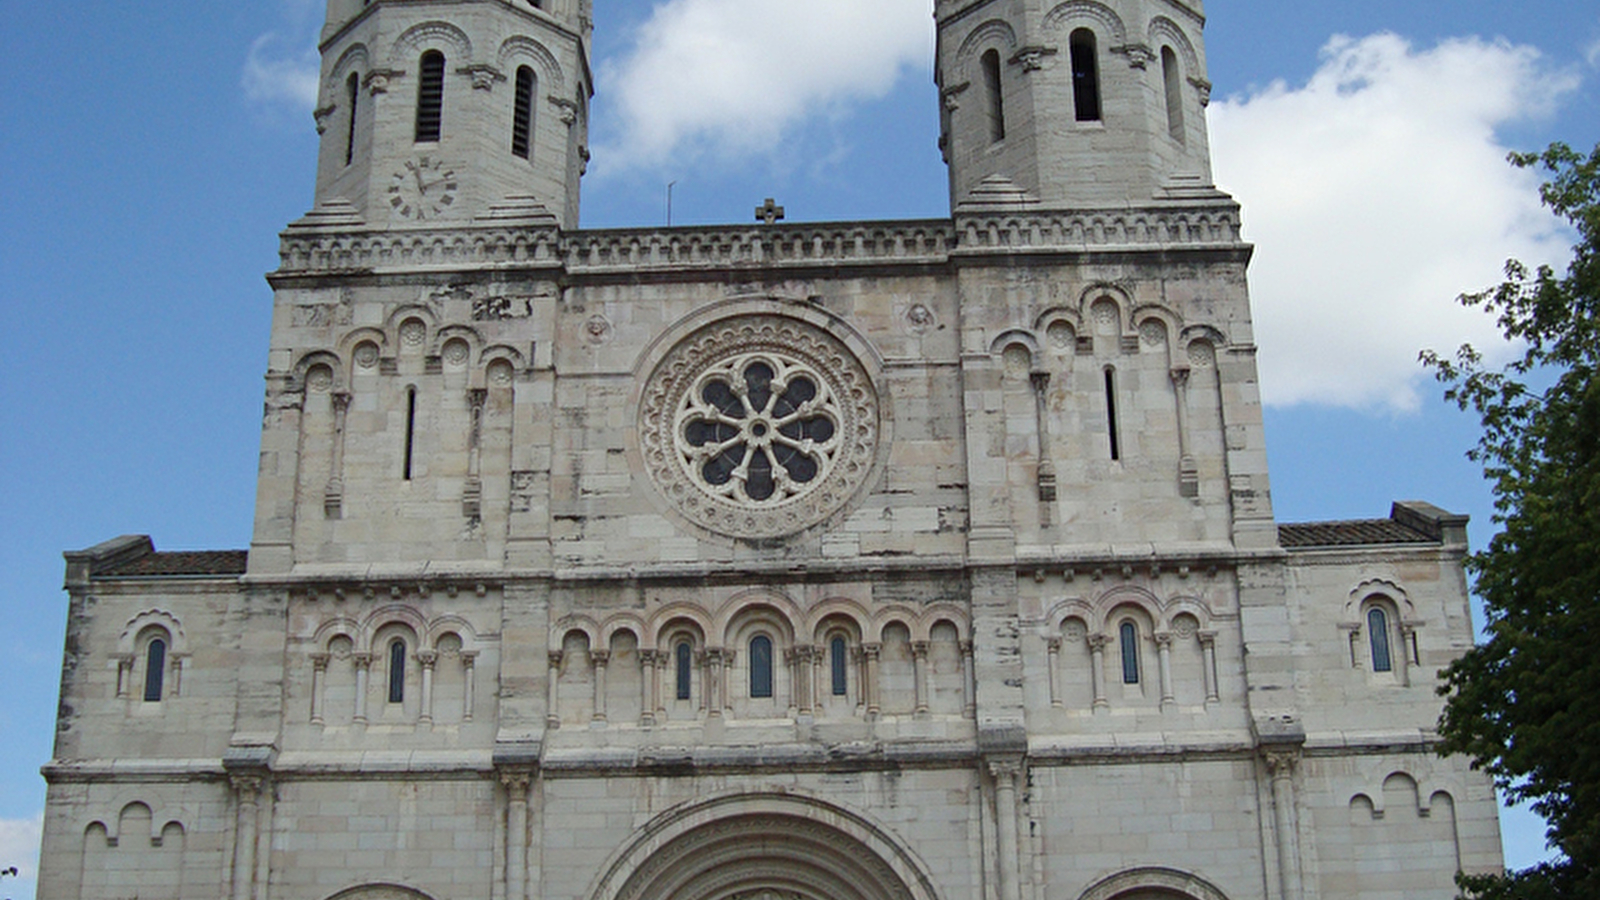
left=1210, top=34, right=1578, bottom=411
left=594, top=0, right=934, bottom=175
left=243, top=32, right=321, bottom=111
left=0, top=814, right=42, bottom=900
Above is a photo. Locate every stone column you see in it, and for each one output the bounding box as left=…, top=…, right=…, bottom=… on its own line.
left=230, top=775, right=262, bottom=900
left=546, top=651, right=562, bottom=729
left=417, top=650, right=437, bottom=725
left=590, top=649, right=610, bottom=724
left=1198, top=632, right=1219, bottom=703
left=309, top=652, right=329, bottom=725
left=960, top=640, right=976, bottom=718
left=1155, top=633, right=1175, bottom=707
left=352, top=653, right=372, bottom=724
left=639, top=649, right=658, bottom=727
left=463, top=388, right=486, bottom=518
left=705, top=649, right=724, bottom=718
left=1045, top=638, right=1062, bottom=708
left=1088, top=635, right=1109, bottom=710
left=656, top=651, right=671, bottom=720
left=1171, top=368, right=1199, bottom=497
left=170, top=652, right=188, bottom=698
left=325, top=391, right=351, bottom=518
left=988, top=759, right=1023, bottom=900
left=1265, top=748, right=1304, bottom=900
left=114, top=654, right=134, bottom=698
left=1030, top=371, right=1056, bottom=525
left=461, top=650, right=478, bottom=721
left=912, top=641, right=930, bottom=716
left=502, top=771, right=531, bottom=900
left=862, top=643, right=882, bottom=719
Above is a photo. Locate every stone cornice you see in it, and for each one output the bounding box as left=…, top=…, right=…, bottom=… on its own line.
left=272, top=203, right=1248, bottom=279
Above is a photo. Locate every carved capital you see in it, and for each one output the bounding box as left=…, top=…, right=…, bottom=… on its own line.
left=911, top=641, right=930, bottom=660
left=861, top=642, right=882, bottom=662
left=1262, top=747, right=1300, bottom=777
left=499, top=770, right=532, bottom=794
left=416, top=650, right=438, bottom=669
left=1112, top=43, right=1156, bottom=69
left=230, top=774, right=263, bottom=802
left=1087, top=633, right=1111, bottom=651
left=1154, top=632, right=1174, bottom=648
left=547, top=650, right=564, bottom=669
left=351, top=652, right=372, bottom=671
left=1009, top=46, right=1057, bottom=72
left=639, top=649, right=659, bottom=665
left=459, top=64, right=505, bottom=91
left=313, top=103, right=337, bottom=135
left=460, top=650, right=479, bottom=667
left=364, top=69, right=401, bottom=96
left=1197, top=630, right=1217, bottom=648
left=309, top=652, right=330, bottom=672
left=1045, top=637, right=1062, bottom=654
left=941, top=81, right=970, bottom=111
left=550, top=96, right=579, bottom=126
left=589, top=649, right=610, bottom=667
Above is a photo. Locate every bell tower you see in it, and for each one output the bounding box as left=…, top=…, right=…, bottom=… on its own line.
left=308, top=0, right=592, bottom=229
left=936, top=0, right=1216, bottom=210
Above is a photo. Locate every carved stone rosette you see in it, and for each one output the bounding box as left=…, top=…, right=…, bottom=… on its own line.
left=640, top=316, right=880, bottom=539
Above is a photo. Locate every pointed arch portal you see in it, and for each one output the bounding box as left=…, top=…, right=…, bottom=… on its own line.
left=590, top=793, right=941, bottom=900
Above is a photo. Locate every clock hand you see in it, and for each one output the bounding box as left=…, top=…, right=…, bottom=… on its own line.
left=412, top=167, right=428, bottom=195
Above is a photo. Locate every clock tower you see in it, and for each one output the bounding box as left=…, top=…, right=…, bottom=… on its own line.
left=308, top=0, right=591, bottom=229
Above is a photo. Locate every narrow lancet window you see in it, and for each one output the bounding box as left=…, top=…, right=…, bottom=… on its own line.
left=1161, top=47, right=1185, bottom=141
left=512, top=66, right=535, bottom=159
left=415, top=51, right=445, bottom=143
left=1104, top=368, right=1121, bottom=461
left=1070, top=30, right=1102, bottom=122
left=675, top=641, right=693, bottom=700
left=981, top=49, right=1006, bottom=143
left=1119, top=622, right=1140, bottom=684
left=830, top=636, right=848, bottom=697
left=403, top=387, right=417, bottom=481
left=388, top=639, right=407, bottom=703
left=345, top=72, right=360, bottom=166
left=143, top=639, right=166, bottom=702
left=750, top=635, right=774, bottom=699
left=1369, top=608, right=1394, bottom=673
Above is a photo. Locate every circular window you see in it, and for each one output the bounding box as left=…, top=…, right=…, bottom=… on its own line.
left=641, top=316, right=879, bottom=539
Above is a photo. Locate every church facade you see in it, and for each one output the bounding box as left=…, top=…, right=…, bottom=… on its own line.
left=40, top=1, right=1504, bottom=899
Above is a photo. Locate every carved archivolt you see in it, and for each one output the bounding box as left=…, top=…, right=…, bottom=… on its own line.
left=1077, top=866, right=1230, bottom=900
left=325, top=886, right=436, bottom=900
left=589, top=792, right=942, bottom=900
left=640, top=315, right=880, bottom=539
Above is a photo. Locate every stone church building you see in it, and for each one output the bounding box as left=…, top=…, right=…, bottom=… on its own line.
left=40, top=0, right=1504, bottom=898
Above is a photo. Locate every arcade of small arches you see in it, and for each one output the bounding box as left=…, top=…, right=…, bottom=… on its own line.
left=1040, top=589, right=1222, bottom=711
left=549, top=599, right=973, bottom=727
left=304, top=607, right=485, bottom=728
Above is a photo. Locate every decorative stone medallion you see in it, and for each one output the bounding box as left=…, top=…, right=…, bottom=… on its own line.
left=640, top=316, right=879, bottom=539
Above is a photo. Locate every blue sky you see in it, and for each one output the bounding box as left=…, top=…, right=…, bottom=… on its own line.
left=2, top=1, right=1598, bottom=895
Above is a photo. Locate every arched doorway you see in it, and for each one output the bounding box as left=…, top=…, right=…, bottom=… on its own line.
left=325, top=884, right=436, bottom=900
left=1076, top=867, right=1231, bottom=900
left=588, top=793, right=940, bottom=900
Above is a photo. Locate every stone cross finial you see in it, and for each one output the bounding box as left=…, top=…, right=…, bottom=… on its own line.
left=756, top=198, right=785, bottom=225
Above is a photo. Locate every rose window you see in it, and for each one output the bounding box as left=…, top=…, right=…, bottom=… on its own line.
left=640, top=315, right=880, bottom=539
left=679, top=354, right=840, bottom=505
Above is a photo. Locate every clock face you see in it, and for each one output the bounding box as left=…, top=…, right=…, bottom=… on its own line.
left=387, top=156, right=458, bottom=221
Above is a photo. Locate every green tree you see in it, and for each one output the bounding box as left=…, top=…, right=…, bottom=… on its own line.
left=1423, top=141, right=1600, bottom=900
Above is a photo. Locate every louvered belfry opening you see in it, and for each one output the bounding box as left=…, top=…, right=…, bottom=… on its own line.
left=415, top=51, right=445, bottom=142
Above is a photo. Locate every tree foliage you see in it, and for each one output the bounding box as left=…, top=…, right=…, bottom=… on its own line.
left=1423, top=142, right=1600, bottom=899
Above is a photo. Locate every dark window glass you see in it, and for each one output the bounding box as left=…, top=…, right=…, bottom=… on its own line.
left=676, top=642, right=692, bottom=700
left=512, top=66, right=535, bottom=158
left=830, top=636, right=848, bottom=697
left=1119, top=622, right=1140, bottom=684
left=750, top=635, right=773, bottom=698
left=1369, top=609, right=1393, bottom=673
left=143, top=639, right=166, bottom=702
left=415, top=51, right=445, bottom=142
left=403, top=387, right=417, bottom=480
left=1070, top=30, right=1102, bottom=122
left=981, top=49, right=1006, bottom=142
left=345, top=72, right=360, bottom=166
left=388, top=639, right=406, bottom=703
left=1104, top=368, right=1121, bottom=461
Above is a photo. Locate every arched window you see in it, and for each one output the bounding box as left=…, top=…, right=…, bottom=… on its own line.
left=675, top=641, right=693, bottom=701
left=830, top=636, right=848, bottom=697
left=143, top=638, right=166, bottom=702
left=981, top=49, right=1006, bottom=143
left=749, top=635, right=774, bottom=699
left=1070, top=29, right=1101, bottom=122
left=512, top=66, right=536, bottom=159
left=415, top=51, right=445, bottom=143
left=1161, top=46, right=1185, bottom=140
left=1368, top=608, right=1393, bottom=673
left=388, top=639, right=407, bottom=703
left=345, top=72, right=360, bottom=166
left=1119, top=621, right=1140, bottom=684
left=1104, top=367, right=1122, bottom=461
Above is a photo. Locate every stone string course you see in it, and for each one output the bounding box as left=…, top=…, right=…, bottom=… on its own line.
left=275, top=204, right=1244, bottom=276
